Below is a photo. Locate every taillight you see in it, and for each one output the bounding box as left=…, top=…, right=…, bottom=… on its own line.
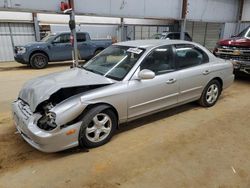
left=70, top=35, right=74, bottom=46
left=60, top=2, right=71, bottom=11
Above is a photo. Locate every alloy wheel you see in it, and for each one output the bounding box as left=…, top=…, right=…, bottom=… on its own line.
left=85, top=113, right=112, bottom=143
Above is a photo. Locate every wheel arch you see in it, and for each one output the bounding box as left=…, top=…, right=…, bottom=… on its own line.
left=85, top=102, right=119, bottom=124
left=94, top=47, right=105, bottom=54
left=211, top=77, right=223, bottom=90
left=29, top=50, right=50, bottom=62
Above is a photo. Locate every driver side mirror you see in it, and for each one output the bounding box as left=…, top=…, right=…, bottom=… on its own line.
left=138, top=69, right=155, bottom=80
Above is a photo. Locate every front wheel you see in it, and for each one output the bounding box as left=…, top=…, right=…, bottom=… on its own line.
left=79, top=105, right=117, bottom=148
left=30, top=53, right=48, bottom=69
left=199, top=80, right=222, bottom=107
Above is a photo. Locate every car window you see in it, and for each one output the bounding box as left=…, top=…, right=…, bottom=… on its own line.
left=53, top=34, right=70, bottom=43
left=83, top=46, right=145, bottom=81
left=167, top=33, right=174, bottom=39
left=184, top=34, right=192, bottom=41
left=77, top=33, right=86, bottom=42
left=175, top=44, right=209, bottom=69
left=140, top=45, right=175, bottom=75
left=173, top=33, right=180, bottom=39
left=236, top=27, right=249, bottom=37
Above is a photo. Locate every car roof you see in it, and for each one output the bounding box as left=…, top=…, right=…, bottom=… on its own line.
left=115, top=39, right=193, bottom=49
left=160, top=32, right=189, bottom=35
left=53, top=31, right=88, bottom=35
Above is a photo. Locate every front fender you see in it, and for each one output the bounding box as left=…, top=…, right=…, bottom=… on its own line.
left=50, top=96, right=88, bottom=126
left=27, top=46, right=51, bottom=60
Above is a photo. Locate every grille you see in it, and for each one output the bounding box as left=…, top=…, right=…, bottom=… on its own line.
left=216, top=46, right=250, bottom=62
left=17, top=100, right=32, bottom=119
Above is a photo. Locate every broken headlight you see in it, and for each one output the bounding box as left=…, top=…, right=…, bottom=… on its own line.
left=37, top=103, right=57, bottom=131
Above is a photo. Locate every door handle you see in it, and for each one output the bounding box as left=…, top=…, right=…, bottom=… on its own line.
left=166, top=78, right=176, bottom=84
left=203, top=70, right=210, bottom=75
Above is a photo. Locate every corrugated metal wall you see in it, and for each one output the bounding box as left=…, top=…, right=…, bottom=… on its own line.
left=0, top=23, right=35, bottom=62
left=186, top=21, right=223, bottom=50
left=0, top=23, right=13, bottom=62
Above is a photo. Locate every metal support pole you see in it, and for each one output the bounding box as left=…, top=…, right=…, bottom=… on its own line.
left=235, top=0, right=244, bottom=34
left=180, top=19, right=186, bottom=40
left=32, top=13, right=40, bottom=41
left=120, top=18, right=125, bottom=41
left=8, top=22, right=15, bottom=54
left=180, top=0, right=188, bottom=40
left=68, top=0, right=78, bottom=67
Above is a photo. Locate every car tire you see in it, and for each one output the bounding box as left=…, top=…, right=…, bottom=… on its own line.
left=94, top=49, right=103, bottom=56
left=199, top=79, right=222, bottom=107
left=79, top=105, right=117, bottom=148
left=30, top=53, right=48, bottom=69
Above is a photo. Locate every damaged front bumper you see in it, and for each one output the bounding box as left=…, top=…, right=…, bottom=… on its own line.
left=12, top=100, right=82, bottom=153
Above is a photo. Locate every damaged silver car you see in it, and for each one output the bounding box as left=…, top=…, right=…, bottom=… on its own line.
left=12, top=40, right=234, bottom=152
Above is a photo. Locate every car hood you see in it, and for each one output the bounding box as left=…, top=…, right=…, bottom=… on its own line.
left=22, top=42, right=48, bottom=48
left=18, top=68, right=115, bottom=112
left=218, top=37, right=250, bottom=47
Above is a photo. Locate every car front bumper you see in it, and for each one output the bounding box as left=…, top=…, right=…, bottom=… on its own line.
left=12, top=100, right=81, bottom=153
left=232, top=60, right=250, bottom=75
left=14, top=53, right=29, bottom=64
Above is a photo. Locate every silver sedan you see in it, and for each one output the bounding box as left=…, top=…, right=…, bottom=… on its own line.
left=12, top=40, right=234, bottom=152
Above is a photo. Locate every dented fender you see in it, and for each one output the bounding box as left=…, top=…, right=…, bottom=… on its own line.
left=50, top=95, right=89, bottom=126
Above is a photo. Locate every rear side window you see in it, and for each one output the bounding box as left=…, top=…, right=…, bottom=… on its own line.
left=175, top=44, right=209, bottom=69
left=167, top=33, right=180, bottom=39
left=140, top=45, right=175, bottom=75
left=77, top=33, right=86, bottom=42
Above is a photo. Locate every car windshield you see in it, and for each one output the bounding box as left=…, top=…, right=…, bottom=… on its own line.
left=41, top=34, right=56, bottom=42
left=236, top=27, right=249, bottom=38
left=82, top=45, right=145, bottom=81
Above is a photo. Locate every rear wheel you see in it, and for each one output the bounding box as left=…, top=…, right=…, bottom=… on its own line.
left=94, top=49, right=103, bottom=56
left=79, top=105, right=117, bottom=148
left=30, top=53, right=48, bottom=69
left=199, top=80, right=222, bottom=107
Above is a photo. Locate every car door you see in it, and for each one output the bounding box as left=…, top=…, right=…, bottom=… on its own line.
left=77, top=33, right=94, bottom=59
left=174, top=44, right=212, bottom=103
left=50, top=33, right=72, bottom=61
left=127, top=45, right=179, bottom=119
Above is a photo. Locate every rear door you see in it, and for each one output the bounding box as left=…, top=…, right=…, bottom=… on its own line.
left=174, top=44, right=212, bottom=103
left=127, top=45, right=179, bottom=119
left=50, top=33, right=72, bottom=61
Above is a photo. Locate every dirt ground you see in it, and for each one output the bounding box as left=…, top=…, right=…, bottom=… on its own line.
left=0, top=62, right=250, bottom=188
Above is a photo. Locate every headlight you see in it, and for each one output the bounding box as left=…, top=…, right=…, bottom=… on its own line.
left=37, top=111, right=57, bottom=131
left=17, top=47, right=26, bottom=54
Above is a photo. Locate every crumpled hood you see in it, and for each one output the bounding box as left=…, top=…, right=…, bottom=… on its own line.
left=19, top=68, right=115, bottom=112
left=218, top=37, right=250, bottom=47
